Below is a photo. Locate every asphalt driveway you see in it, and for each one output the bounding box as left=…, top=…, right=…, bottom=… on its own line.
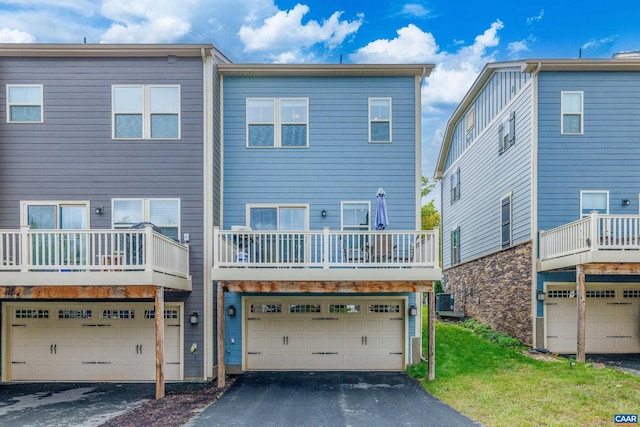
left=186, top=371, right=479, bottom=427
left=587, top=353, right=640, bottom=376
left=0, top=382, right=152, bottom=427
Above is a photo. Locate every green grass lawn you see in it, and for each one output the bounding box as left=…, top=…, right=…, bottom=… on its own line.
left=408, top=312, right=640, bottom=426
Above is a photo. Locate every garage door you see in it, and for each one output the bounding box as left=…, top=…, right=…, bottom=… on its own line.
left=546, top=284, right=640, bottom=353
left=245, top=298, right=405, bottom=370
left=7, top=302, right=182, bottom=381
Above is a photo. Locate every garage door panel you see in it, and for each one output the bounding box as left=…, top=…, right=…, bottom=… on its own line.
left=245, top=298, right=405, bottom=371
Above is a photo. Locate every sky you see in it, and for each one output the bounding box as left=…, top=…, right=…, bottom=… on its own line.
left=1, top=0, right=638, bottom=206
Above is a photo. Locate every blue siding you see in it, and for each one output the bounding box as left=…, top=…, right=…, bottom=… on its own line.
left=222, top=76, right=418, bottom=230
left=441, top=73, right=533, bottom=268
left=537, top=71, right=640, bottom=232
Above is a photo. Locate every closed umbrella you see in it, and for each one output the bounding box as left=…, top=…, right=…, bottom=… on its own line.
left=375, top=187, right=389, bottom=230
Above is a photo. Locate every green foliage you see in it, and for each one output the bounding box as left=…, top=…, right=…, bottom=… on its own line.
left=421, top=176, right=436, bottom=198
left=421, top=200, right=441, bottom=230
left=460, top=318, right=522, bottom=348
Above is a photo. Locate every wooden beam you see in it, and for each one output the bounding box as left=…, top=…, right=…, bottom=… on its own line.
left=576, top=265, right=586, bottom=363
left=223, top=281, right=433, bottom=293
left=580, top=263, right=640, bottom=275
left=217, top=283, right=226, bottom=388
left=0, top=285, right=157, bottom=299
left=428, top=291, right=435, bottom=381
left=155, top=287, right=165, bottom=399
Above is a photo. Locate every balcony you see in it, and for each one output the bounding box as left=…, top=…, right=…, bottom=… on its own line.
left=538, top=213, right=640, bottom=272
left=0, top=224, right=191, bottom=291
left=212, top=227, right=441, bottom=285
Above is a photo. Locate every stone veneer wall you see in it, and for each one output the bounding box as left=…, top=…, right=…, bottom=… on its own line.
left=444, top=241, right=533, bottom=345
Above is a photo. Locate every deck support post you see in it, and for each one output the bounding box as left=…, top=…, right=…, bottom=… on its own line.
left=576, top=265, right=586, bottom=363
left=217, top=282, right=226, bottom=388
left=155, top=286, right=165, bottom=399
left=428, top=289, right=435, bottom=381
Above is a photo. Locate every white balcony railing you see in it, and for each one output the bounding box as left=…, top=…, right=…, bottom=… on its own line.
left=213, top=227, right=439, bottom=269
left=539, top=213, right=640, bottom=261
left=0, top=225, right=190, bottom=279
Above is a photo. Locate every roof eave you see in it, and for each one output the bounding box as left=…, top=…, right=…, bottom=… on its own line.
left=0, top=43, right=216, bottom=58
left=522, top=59, right=640, bottom=72
left=218, top=63, right=434, bottom=77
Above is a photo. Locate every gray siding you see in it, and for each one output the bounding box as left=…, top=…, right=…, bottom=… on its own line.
left=222, top=76, right=419, bottom=230
left=441, top=74, right=533, bottom=268
left=537, top=71, right=640, bottom=231
left=0, top=55, right=206, bottom=379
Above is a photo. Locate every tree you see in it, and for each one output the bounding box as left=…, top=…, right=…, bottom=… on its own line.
left=420, top=176, right=440, bottom=230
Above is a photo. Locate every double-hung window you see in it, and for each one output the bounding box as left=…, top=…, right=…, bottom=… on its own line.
left=7, top=85, right=43, bottom=123
left=112, top=198, right=180, bottom=240
left=451, top=226, right=461, bottom=265
left=451, top=167, right=461, bottom=203
left=369, top=98, right=392, bottom=142
left=112, top=85, right=180, bottom=139
left=501, top=193, right=512, bottom=248
left=561, top=91, right=583, bottom=134
left=246, top=98, right=308, bottom=148
left=499, top=112, right=516, bottom=153
left=580, top=190, right=608, bottom=217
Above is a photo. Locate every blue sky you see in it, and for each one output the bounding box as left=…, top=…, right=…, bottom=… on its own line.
left=1, top=0, right=637, bottom=205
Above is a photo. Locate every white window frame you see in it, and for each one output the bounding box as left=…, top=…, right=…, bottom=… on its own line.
left=580, top=190, right=609, bottom=217
left=561, top=91, right=583, bottom=135
left=245, top=204, right=310, bottom=230
left=7, top=84, right=43, bottom=123
left=340, top=201, right=370, bottom=231
left=500, top=192, right=512, bottom=249
left=246, top=98, right=309, bottom=148
left=112, top=198, right=181, bottom=238
left=368, top=97, right=392, bottom=143
left=465, top=106, right=475, bottom=133
left=112, top=85, right=181, bottom=140
left=20, top=201, right=90, bottom=228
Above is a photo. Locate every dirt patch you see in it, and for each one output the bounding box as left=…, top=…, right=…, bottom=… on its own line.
left=101, top=377, right=237, bottom=427
left=523, top=350, right=563, bottom=363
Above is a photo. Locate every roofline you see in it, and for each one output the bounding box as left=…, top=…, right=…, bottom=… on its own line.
left=218, top=63, right=434, bottom=77
left=522, top=58, right=640, bottom=72
left=0, top=43, right=220, bottom=58
left=434, top=61, right=525, bottom=178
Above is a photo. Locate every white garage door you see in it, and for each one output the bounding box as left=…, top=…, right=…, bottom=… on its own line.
left=7, top=302, right=182, bottom=381
left=245, top=298, right=405, bottom=371
left=546, top=284, right=640, bottom=353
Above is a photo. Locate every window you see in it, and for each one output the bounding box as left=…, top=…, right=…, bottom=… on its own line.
left=580, top=191, right=608, bottom=217
left=248, top=205, right=308, bottom=231
left=112, top=85, right=180, bottom=139
left=451, top=226, right=460, bottom=265
left=499, top=112, right=516, bottom=153
left=451, top=168, right=461, bottom=203
left=112, top=198, right=180, bottom=240
left=246, top=98, right=308, bottom=148
left=465, top=106, right=475, bottom=133
left=21, top=201, right=89, bottom=230
left=501, top=193, right=512, bottom=248
left=7, top=85, right=43, bottom=123
left=341, top=202, right=370, bottom=231
left=561, top=91, right=583, bottom=134
left=369, top=98, right=392, bottom=142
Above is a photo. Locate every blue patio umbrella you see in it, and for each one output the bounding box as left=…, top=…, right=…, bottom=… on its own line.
left=375, top=187, right=389, bottom=230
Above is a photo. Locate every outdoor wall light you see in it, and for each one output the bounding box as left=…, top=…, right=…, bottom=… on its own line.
left=94, top=207, right=103, bottom=215
left=190, top=312, right=199, bottom=325
left=623, top=199, right=631, bottom=206
left=228, top=305, right=236, bottom=317
left=536, top=291, right=546, bottom=301
left=321, top=209, right=327, bottom=217
left=409, top=305, right=418, bottom=316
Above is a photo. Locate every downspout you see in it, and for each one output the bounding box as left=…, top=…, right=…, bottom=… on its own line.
left=530, top=62, right=542, bottom=349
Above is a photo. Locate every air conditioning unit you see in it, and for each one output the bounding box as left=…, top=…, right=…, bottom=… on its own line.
left=436, top=293, right=454, bottom=312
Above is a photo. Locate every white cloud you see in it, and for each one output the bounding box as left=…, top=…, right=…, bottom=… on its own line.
left=238, top=4, right=363, bottom=62
left=581, top=35, right=618, bottom=51
left=508, top=40, right=529, bottom=56
left=400, top=4, right=430, bottom=18
left=526, top=9, right=544, bottom=25
left=100, top=0, right=197, bottom=43
left=349, top=24, right=441, bottom=63
left=1, top=0, right=97, bottom=16
left=0, top=28, right=35, bottom=43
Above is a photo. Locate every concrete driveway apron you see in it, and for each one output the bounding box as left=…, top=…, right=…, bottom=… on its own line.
left=186, top=371, right=479, bottom=427
left=0, top=382, right=152, bottom=427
